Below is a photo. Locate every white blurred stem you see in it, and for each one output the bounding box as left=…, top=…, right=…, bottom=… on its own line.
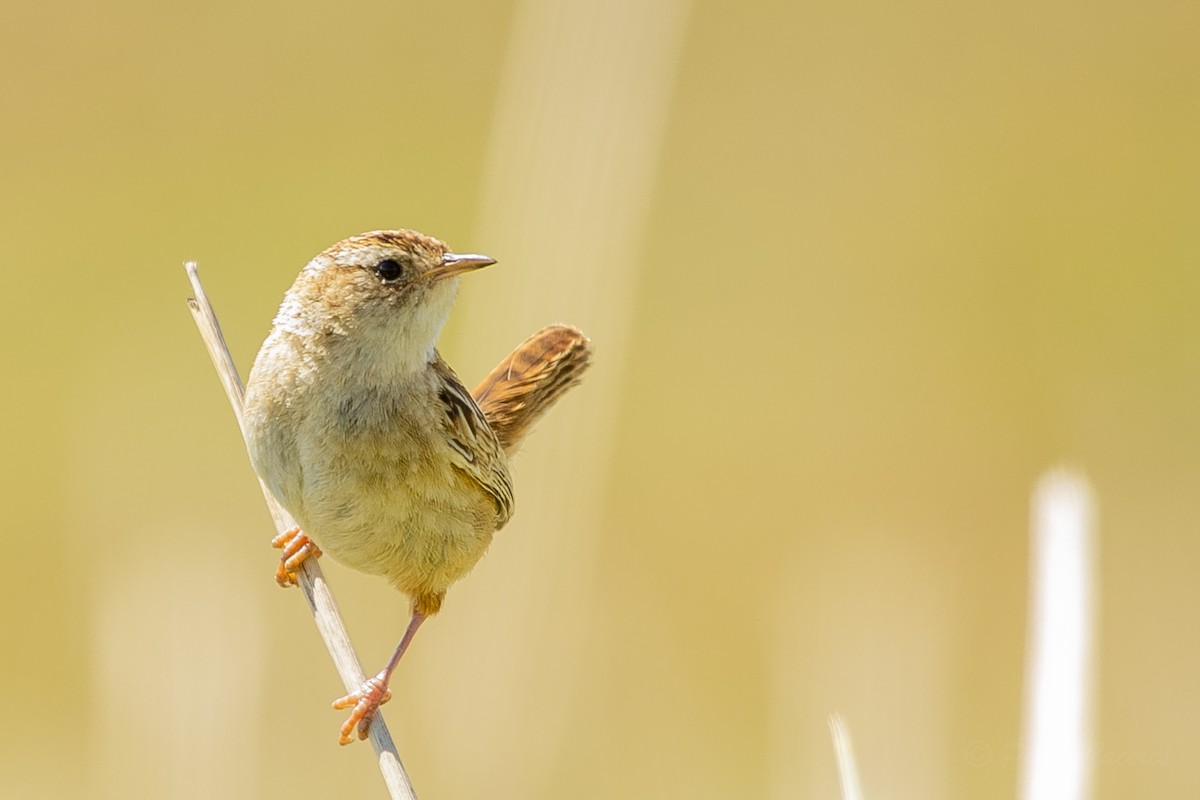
left=185, top=263, right=417, bottom=800
left=829, top=714, right=864, bottom=800
left=1018, top=469, right=1097, bottom=800
left=426, top=0, right=691, bottom=789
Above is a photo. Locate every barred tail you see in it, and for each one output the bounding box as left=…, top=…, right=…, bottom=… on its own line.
left=472, top=324, right=592, bottom=455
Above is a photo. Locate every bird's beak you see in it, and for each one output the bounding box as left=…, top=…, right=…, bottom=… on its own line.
left=429, top=252, right=497, bottom=282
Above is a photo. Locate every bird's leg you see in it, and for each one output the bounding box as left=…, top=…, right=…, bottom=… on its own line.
left=271, top=526, right=322, bottom=587
left=332, top=608, right=430, bottom=746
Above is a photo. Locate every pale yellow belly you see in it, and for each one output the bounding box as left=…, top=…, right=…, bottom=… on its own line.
left=296, top=447, right=499, bottom=599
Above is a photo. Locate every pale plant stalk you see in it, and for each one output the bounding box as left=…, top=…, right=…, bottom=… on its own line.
left=1018, top=469, right=1097, bottom=800
left=828, top=713, right=864, bottom=800
left=185, top=261, right=417, bottom=800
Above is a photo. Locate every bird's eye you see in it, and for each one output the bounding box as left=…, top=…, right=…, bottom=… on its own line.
left=375, top=258, right=404, bottom=282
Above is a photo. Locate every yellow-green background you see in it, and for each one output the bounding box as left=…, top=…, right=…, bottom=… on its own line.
left=3, top=0, right=1198, bottom=797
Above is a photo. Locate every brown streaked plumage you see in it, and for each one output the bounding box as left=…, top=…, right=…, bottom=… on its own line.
left=472, top=324, right=592, bottom=455
left=241, top=229, right=591, bottom=745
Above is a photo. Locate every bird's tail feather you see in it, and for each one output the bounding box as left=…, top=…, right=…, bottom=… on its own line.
left=472, top=324, right=592, bottom=455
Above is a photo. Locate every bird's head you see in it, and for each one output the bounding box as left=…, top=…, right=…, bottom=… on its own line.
left=275, top=229, right=496, bottom=374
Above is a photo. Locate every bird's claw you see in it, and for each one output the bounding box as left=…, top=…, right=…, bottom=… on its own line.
left=271, top=526, right=322, bottom=587
left=332, top=675, right=393, bottom=745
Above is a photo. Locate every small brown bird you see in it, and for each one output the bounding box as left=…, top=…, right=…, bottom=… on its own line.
left=243, top=229, right=591, bottom=744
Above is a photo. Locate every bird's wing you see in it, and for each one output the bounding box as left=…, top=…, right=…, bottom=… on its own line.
left=472, top=325, right=592, bottom=455
left=433, top=356, right=515, bottom=527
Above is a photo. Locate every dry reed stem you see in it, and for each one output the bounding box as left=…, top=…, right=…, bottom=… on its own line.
left=828, top=713, right=864, bottom=800
left=185, top=261, right=417, bottom=800
left=1018, top=469, right=1096, bottom=800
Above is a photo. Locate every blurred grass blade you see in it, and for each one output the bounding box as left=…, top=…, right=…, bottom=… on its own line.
left=829, top=713, right=864, bottom=800
left=1019, top=469, right=1097, bottom=800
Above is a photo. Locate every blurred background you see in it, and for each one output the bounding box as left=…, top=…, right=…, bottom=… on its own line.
left=2, top=0, right=1198, bottom=797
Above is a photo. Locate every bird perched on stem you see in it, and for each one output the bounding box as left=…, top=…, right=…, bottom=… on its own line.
left=243, top=229, right=591, bottom=745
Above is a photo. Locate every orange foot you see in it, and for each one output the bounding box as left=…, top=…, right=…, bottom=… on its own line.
left=332, top=674, right=392, bottom=746
left=271, top=526, right=322, bottom=587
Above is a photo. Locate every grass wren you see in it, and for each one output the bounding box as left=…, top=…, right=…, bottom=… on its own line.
left=243, top=229, right=591, bottom=744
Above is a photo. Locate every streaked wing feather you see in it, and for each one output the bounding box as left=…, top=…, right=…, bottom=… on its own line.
left=433, top=355, right=514, bottom=526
